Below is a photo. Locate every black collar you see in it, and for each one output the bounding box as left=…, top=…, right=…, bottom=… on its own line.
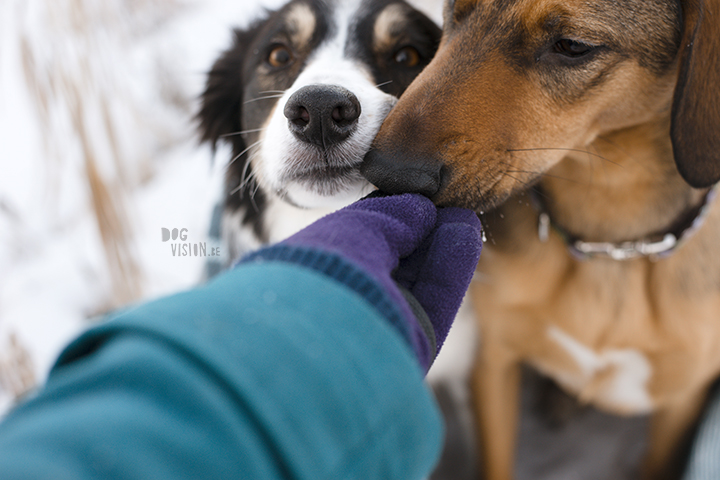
left=530, top=184, right=718, bottom=261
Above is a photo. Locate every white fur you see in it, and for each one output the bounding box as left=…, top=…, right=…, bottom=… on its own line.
left=263, top=198, right=335, bottom=244
left=256, top=0, right=396, bottom=211
left=538, top=326, right=654, bottom=414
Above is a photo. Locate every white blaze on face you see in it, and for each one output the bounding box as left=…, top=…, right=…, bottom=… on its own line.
left=256, top=0, right=396, bottom=209
left=539, top=326, right=655, bottom=414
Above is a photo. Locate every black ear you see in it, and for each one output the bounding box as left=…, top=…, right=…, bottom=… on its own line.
left=671, top=0, right=720, bottom=188
left=198, top=24, right=263, bottom=151
left=198, top=20, right=270, bottom=242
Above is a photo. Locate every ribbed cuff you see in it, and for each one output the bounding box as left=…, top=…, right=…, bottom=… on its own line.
left=238, top=245, right=417, bottom=354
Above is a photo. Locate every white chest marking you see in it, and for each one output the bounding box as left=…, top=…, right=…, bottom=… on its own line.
left=264, top=198, right=335, bottom=244
left=543, top=326, right=654, bottom=414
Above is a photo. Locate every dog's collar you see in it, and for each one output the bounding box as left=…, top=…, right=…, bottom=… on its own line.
left=531, top=184, right=718, bottom=261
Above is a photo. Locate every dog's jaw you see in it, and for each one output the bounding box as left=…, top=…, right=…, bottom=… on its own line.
left=281, top=176, right=376, bottom=210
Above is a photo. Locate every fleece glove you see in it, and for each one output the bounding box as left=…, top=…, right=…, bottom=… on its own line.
left=240, top=193, right=482, bottom=372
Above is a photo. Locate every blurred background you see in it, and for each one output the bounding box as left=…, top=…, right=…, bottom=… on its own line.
left=0, top=0, right=292, bottom=413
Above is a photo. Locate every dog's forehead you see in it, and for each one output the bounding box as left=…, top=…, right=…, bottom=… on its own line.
left=451, top=0, right=679, bottom=31
left=446, top=0, right=680, bottom=73
left=274, top=0, right=420, bottom=49
left=282, top=2, right=317, bottom=48
left=337, top=0, right=427, bottom=47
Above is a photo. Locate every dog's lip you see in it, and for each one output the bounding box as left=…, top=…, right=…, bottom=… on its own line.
left=285, top=164, right=361, bottom=183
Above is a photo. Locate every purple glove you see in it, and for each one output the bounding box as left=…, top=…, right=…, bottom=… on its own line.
left=241, top=193, right=482, bottom=371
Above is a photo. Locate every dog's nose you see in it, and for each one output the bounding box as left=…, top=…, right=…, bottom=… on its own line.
left=361, top=148, right=444, bottom=197
left=284, top=85, right=361, bottom=148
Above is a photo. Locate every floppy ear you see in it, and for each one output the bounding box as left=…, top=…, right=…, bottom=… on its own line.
left=198, top=25, right=262, bottom=153
left=671, top=0, right=720, bottom=188
left=198, top=20, right=269, bottom=235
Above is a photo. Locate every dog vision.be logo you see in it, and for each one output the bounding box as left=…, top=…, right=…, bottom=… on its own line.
left=162, top=228, right=220, bottom=257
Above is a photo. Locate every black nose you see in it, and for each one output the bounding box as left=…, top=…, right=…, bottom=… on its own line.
left=284, top=85, right=361, bottom=148
left=361, top=148, right=443, bottom=197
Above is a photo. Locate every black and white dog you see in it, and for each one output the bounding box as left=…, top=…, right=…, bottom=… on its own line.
left=198, top=3, right=483, bottom=478
left=198, top=0, right=441, bottom=262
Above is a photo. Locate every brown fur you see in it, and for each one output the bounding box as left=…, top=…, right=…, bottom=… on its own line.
left=361, top=0, right=720, bottom=478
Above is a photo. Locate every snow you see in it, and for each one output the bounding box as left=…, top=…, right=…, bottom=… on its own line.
left=0, top=0, right=283, bottom=413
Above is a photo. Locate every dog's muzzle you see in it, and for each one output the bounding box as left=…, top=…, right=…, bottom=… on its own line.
left=361, top=148, right=445, bottom=198
left=284, top=85, right=361, bottom=149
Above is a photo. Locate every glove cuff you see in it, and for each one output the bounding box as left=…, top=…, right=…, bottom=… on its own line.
left=239, top=245, right=434, bottom=366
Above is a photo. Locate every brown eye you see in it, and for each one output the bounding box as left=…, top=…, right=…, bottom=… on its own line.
left=553, top=39, right=594, bottom=58
left=393, top=46, right=420, bottom=67
left=268, top=45, right=293, bottom=67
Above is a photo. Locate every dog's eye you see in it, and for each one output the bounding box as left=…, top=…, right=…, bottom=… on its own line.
left=267, top=45, right=294, bottom=68
left=393, top=46, right=420, bottom=67
left=553, top=39, right=594, bottom=58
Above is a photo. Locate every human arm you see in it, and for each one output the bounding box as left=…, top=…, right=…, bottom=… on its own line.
left=0, top=263, right=441, bottom=480
left=0, top=193, right=482, bottom=480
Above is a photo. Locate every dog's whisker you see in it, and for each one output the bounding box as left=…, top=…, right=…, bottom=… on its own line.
left=595, top=135, right=632, bottom=157
left=510, top=171, right=580, bottom=185
left=499, top=171, right=534, bottom=189
left=232, top=172, right=258, bottom=197
left=257, top=90, right=286, bottom=95
left=240, top=151, right=255, bottom=179
left=496, top=161, right=542, bottom=182
left=230, top=150, right=261, bottom=198
left=500, top=166, right=583, bottom=185
left=507, top=147, right=621, bottom=167
left=229, top=183, right=245, bottom=196
left=236, top=166, right=256, bottom=195
left=249, top=183, right=264, bottom=213
left=595, top=135, right=657, bottom=175
left=240, top=161, right=260, bottom=192
left=375, top=80, right=393, bottom=89
left=220, top=128, right=264, bottom=138
left=228, top=140, right=263, bottom=167
left=588, top=142, right=610, bottom=189
left=243, top=94, right=284, bottom=105
left=248, top=179, right=263, bottom=211
left=495, top=163, right=555, bottom=199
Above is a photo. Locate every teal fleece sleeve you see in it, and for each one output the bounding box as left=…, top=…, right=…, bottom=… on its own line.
left=0, top=263, right=443, bottom=480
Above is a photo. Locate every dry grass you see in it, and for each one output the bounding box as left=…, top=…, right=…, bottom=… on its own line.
left=17, top=0, right=191, bottom=310
left=1, top=0, right=193, bottom=400
left=0, top=333, right=35, bottom=401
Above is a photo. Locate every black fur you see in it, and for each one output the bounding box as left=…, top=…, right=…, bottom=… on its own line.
left=199, top=23, right=269, bottom=239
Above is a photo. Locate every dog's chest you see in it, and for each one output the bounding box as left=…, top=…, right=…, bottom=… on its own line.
left=475, top=239, right=720, bottom=418
left=529, top=327, right=654, bottom=414
left=475, top=258, right=657, bottom=414
left=473, top=201, right=720, bottom=416
left=264, top=199, right=335, bottom=244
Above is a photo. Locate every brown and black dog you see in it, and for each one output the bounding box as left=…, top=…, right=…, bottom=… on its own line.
left=362, top=0, right=720, bottom=479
